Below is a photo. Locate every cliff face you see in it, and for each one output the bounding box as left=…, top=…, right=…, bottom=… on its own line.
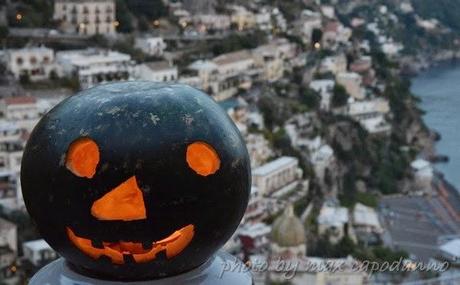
left=314, top=74, right=430, bottom=203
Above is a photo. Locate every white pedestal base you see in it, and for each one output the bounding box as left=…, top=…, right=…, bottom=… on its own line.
left=30, top=251, right=252, bottom=285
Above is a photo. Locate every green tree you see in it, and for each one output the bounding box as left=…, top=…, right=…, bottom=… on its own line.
left=212, top=31, right=267, bottom=55
left=334, top=236, right=357, bottom=257
left=273, top=128, right=292, bottom=153
left=0, top=26, right=8, bottom=40
left=125, top=0, right=167, bottom=21
left=19, top=74, right=30, bottom=85
left=311, top=28, right=323, bottom=46
left=300, top=87, right=320, bottom=109
left=339, top=169, right=357, bottom=208
left=116, top=0, right=134, bottom=33
left=331, top=84, right=349, bottom=108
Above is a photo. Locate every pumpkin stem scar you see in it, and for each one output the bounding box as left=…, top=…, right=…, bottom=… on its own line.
left=186, top=142, right=220, bottom=176
left=66, top=137, right=100, bottom=178
left=91, top=176, right=147, bottom=221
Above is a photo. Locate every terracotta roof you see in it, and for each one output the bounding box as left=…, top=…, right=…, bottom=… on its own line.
left=3, top=96, right=37, bottom=105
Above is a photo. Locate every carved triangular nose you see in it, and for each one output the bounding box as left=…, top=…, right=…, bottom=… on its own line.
left=91, top=176, right=146, bottom=221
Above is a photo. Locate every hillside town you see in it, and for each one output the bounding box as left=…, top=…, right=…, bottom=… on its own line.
left=0, top=0, right=460, bottom=284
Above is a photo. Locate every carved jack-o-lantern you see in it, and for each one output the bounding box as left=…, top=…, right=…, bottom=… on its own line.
left=21, top=82, right=251, bottom=280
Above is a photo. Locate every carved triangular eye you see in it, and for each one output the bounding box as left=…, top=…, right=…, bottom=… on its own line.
left=66, top=137, right=100, bottom=178
left=186, top=142, right=220, bottom=176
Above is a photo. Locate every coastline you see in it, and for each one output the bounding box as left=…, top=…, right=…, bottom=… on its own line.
left=409, top=61, right=460, bottom=194
left=401, top=49, right=460, bottom=76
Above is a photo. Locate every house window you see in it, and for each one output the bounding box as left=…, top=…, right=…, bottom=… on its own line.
left=16, top=57, right=23, bottom=65
left=30, top=56, right=37, bottom=65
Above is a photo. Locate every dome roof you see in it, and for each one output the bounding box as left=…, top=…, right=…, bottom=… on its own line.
left=271, top=205, right=306, bottom=247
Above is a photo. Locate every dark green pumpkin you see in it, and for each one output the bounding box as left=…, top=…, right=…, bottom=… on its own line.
left=20, top=82, right=251, bottom=280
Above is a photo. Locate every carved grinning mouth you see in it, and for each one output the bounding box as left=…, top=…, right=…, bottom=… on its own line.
left=67, top=224, right=194, bottom=264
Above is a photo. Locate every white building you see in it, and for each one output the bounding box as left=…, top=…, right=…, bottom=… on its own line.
left=0, top=126, right=23, bottom=175
left=253, top=44, right=284, bottom=82
left=219, top=97, right=249, bottom=135
left=0, top=170, right=21, bottom=211
left=53, top=0, right=116, bottom=36
left=134, top=37, right=167, bottom=57
left=309, top=79, right=335, bottom=111
left=0, top=218, right=17, bottom=282
left=272, top=7, right=287, bottom=32
left=184, top=60, right=218, bottom=93
left=230, top=5, right=256, bottom=30
left=213, top=50, right=256, bottom=79
left=400, top=2, right=414, bottom=13
left=6, top=47, right=57, bottom=81
left=321, top=5, right=336, bottom=19
left=284, top=113, right=315, bottom=150
left=23, top=239, right=57, bottom=267
left=310, top=144, right=335, bottom=181
left=0, top=218, right=17, bottom=253
left=255, top=8, right=273, bottom=31
left=411, top=159, right=434, bottom=191
left=294, top=10, right=322, bottom=44
left=318, top=204, right=349, bottom=244
left=245, top=134, right=273, bottom=168
left=244, top=186, right=266, bottom=221
left=347, top=98, right=391, bottom=134
left=319, top=54, right=347, bottom=75
left=353, top=203, right=383, bottom=242
left=193, top=14, right=231, bottom=32
left=381, top=41, right=403, bottom=57
left=137, top=61, right=178, bottom=83
left=252, top=156, right=303, bottom=197
left=336, top=72, right=365, bottom=100
left=347, top=98, right=390, bottom=117
left=0, top=96, right=40, bottom=133
left=0, top=121, right=22, bottom=145
left=184, top=50, right=261, bottom=100
left=56, top=49, right=135, bottom=89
